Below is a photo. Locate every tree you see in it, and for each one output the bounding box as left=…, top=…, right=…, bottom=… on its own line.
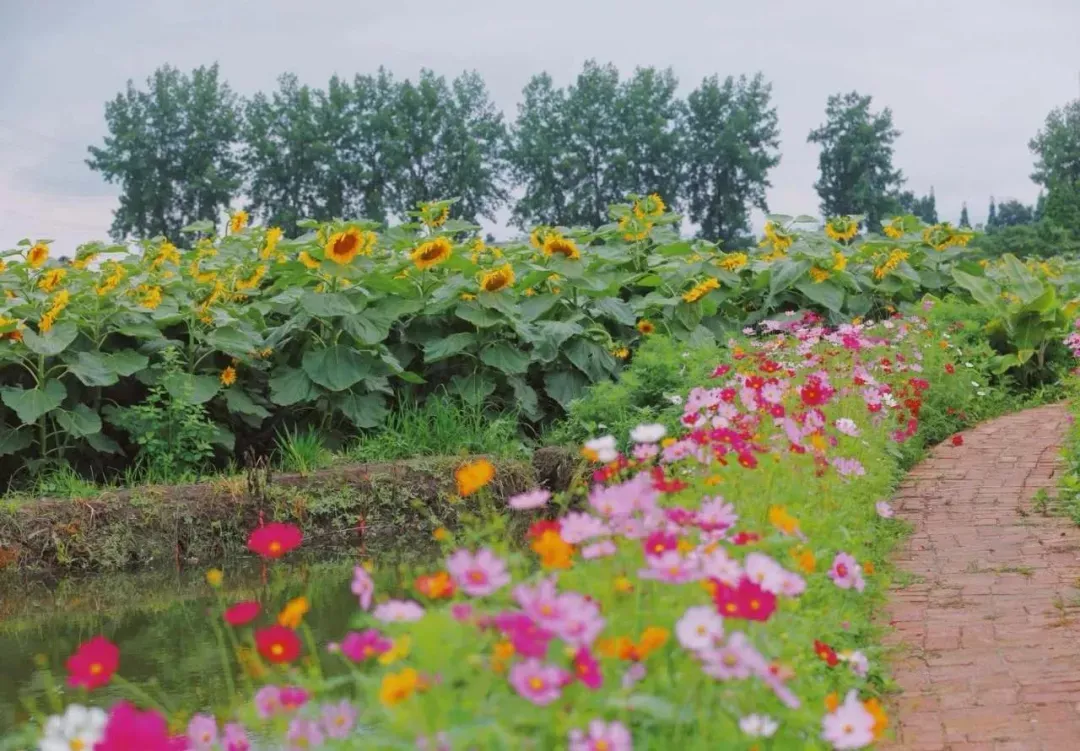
left=959, top=203, right=970, bottom=228
left=87, top=64, right=243, bottom=242
left=388, top=70, right=509, bottom=223
left=897, top=188, right=938, bottom=224
left=685, top=73, right=780, bottom=245
left=987, top=197, right=998, bottom=229
left=508, top=74, right=572, bottom=228
left=994, top=199, right=1035, bottom=228
left=615, top=67, right=685, bottom=216
left=807, top=92, right=904, bottom=231
left=1030, top=100, right=1080, bottom=235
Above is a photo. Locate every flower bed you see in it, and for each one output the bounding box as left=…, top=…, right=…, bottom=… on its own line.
left=12, top=312, right=986, bottom=749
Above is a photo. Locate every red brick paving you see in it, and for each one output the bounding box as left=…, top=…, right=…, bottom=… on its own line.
left=884, top=404, right=1080, bottom=750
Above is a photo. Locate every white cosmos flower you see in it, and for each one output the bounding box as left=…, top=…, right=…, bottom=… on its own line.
left=675, top=605, right=724, bottom=651
left=584, top=435, right=618, bottom=463
left=41, top=705, right=107, bottom=751
left=739, top=714, right=779, bottom=738
left=630, top=423, right=666, bottom=444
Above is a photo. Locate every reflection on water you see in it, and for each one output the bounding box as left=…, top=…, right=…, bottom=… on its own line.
left=0, top=551, right=429, bottom=734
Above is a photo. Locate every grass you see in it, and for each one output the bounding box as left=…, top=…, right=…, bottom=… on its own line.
left=274, top=426, right=334, bottom=475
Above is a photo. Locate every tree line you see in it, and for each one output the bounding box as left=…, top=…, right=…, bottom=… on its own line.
left=86, top=63, right=1080, bottom=250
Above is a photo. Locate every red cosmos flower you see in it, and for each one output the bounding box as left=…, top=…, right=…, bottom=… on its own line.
left=66, top=636, right=120, bottom=690
left=745, top=375, right=765, bottom=390
left=527, top=520, right=561, bottom=540
left=799, top=379, right=833, bottom=407
left=643, top=531, right=679, bottom=558
left=944, top=363, right=955, bottom=374
left=951, top=435, right=964, bottom=447
left=247, top=522, right=303, bottom=559
left=650, top=466, right=687, bottom=493
left=710, top=364, right=732, bottom=378
left=665, top=507, right=697, bottom=526
left=573, top=646, right=603, bottom=690
left=814, top=640, right=839, bottom=667
left=760, top=359, right=781, bottom=373
left=255, top=625, right=302, bottom=664
left=909, top=378, right=930, bottom=392
left=769, top=404, right=785, bottom=418
left=737, top=452, right=758, bottom=470
left=719, top=388, right=737, bottom=403
left=731, top=531, right=760, bottom=546
left=224, top=601, right=261, bottom=627
left=712, top=577, right=777, bottom=622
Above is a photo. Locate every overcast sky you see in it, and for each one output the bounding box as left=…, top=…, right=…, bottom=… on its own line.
left=2, top=0, right=1079, bottom=254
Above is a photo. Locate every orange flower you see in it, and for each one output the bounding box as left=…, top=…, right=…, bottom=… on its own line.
left=864, top=698, right=889, bottom=739
left=455, top=459, right=494, bottom=496
left=636, top=626, right=669, bottom=659
left=791, top=546, right=816, bottom=574
left=531, top=529, right=573, bottom=570
left=432, top=527, right=450, bottom=542
left=379, top=667, right=420, bottom=707
left=769, top=506, right=800, bottom=537
left=277, top=596, right=310, bottom=629
left=825, top=692, right=840, bottom=713
left=597, top=627, right=669, bottom=661
left=220, top=366, right=238, bottom=387
left=636, top=319, right=656, bottom=336
left=492, top=639, right=515, bottom=673
left=415, top=571, right=455, bottom=599
left=613, top=576, right=634, bottom=594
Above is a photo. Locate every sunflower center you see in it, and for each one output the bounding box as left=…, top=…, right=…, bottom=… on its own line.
left=334, top=234, right=359, bottom=257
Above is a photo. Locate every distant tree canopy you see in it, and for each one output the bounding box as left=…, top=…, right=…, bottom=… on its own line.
left=898, top=188, right=938, bottom=224
left=1030, top=99, right=1080, bottom=236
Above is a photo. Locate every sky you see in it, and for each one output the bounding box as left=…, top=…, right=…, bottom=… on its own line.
left=1, top=0, right=1079, bottom=254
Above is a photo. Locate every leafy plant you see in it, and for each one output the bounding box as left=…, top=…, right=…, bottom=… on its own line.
left=274, top=426, right=332, bottom=475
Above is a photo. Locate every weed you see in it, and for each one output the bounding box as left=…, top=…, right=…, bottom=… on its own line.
left=274, top=426, right=332, bottom=475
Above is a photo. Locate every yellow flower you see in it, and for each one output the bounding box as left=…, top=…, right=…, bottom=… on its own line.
left=378, top=635, right=412, bottom=666
left=235, top=264, right=268, bottom=291
left=433, top=527, right=450, bottom=541
left=27, top=243, right=49, bottom=268
left=325, top=227, right=376, bottom=265
left=151, top=241, right=179, bottom=269
left=542, top=234, right=580, bottom=260
left=640, top=193, right=666, bottom=217
left=809, top=267, right=831, bottom=283
left=791, top=546, right=816, bottom=574
left=38, top=269, right=66, bottom=292
left=205, top=569, right=224, bottom=587
left=824, top=217, right=859, bottom=242
left=229, top=210, right=249, bottom=234
left=611, top=347, right=630, bottom=359
left=831, top=250, right=848, bottom=272
left=0, top=259, right=7, bottom=273
left=138, top=285, right=163, bottom=310
left=261, top=227, right=283, bottom=260
left=618, top=215, right=652, bottom=242
left=420, top=202, right=450, bottom=228
left=873, top=249, right=909, bottom=280
left=72, top=252, right=98, bottom=270
left=529, top=226, right=554, bottom=249
left=379, top=667, right=421, bottom=707
left=460, top=293, right=476, bottom=301
left=277, top=596, right=310, bottom=629
left=95, top=262, right=126, bottom=296
left=759, top=222, right=793, bottom=253
left=220, top=366, right=237, bottom=387
left=882, top=217, right=905, bottom=239
left=480, top=264, right=515, bottom=293
left=718, top=252, right=748, bottom=271
left=410, top=237, right=453, bottom=271
left=38, top=289, right=70, bottom=333
left=769, top=505, right=800, bottom=537
left=298, top=251, right=321, bottom=270
left=682, top=277, right=720, bottom=303
left=636, top=319, right=656, bottom=336
left=455, top=459, right=494, bottom=496
left=613, top=576, right=635, bottom=594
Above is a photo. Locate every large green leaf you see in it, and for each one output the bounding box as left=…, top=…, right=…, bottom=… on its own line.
left=337, top=392, right=389, bottom=429
left=423, top=332, right=477, bottom=363
left=518, top=294, right=560, bottom=322
left=952, top=269, right=1000, bottom=308
left=162, top=373, right=221, bottom=405
left=342, top=313, right=392, bottom=346
left=21, top=322, right=78, bottom=356
left=455, top=304, right=504, bottom=329
left=269, top=366, right=317, bottom=406
left=1, top=380, right=66, bottom=424
left=479, top=342, right=531, bottom=375
left=55, top=404, right=102, bottom=437
left=302, top=346, right=373, bottom=392
left=113, top=322, right=165, bottom=340
left=0, top=427, right=32, bottom=456
left=768, top=259, right=809, bottom=296
left=448, top=372, right=496, bottom=405
left=66, top=351, right=119, bottom=387
left=795, top=280, right=845, bottom=313
left=1000, top=254, right=1043, bottom=303
left=507, top=375, right=541, bottom=420
left=104, top=350, right=150, bottom=377
left=207, top=326, right=262, bottom=358
left=591, top=297, right=636, bottom=326
left=86, top=432, right=123, bottom=455
left=300, top=291, right=357, bottom=318
left=544, top=370, right=589, bottom=409
left=565, top=339, right=617, bottom=382
left=530, top=321, right=584, bottom=363
left=225, top=388, right=271, bottom=419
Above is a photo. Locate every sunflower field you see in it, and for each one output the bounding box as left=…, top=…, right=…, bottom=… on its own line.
left=0, top=195, right=1074, bottom=474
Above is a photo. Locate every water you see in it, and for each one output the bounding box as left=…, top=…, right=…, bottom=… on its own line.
left=0, top=558, right=374, bottom=735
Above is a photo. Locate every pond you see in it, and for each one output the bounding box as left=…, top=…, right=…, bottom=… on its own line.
left=0, top=555, right=400, bottom=736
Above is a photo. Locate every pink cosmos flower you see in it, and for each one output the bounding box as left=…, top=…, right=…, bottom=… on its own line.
left=700, top=632, right=762, bottom=681
left=568, top=720, right=633, bottom=751
left=509, top=659, right=568, bottom=706
left=514, top=578, right=564, bottom=629
left=373, top=599, right=425, bottom=622
left=559, top=512, right=610, bottom=544
left=632, top=443, right=659, bottom=461
left=744, top=552, right=788, bottom=595
left=676, top=605, right=725, bottom=651
left=832, top=457, right=866, bottom=477
left=287, top=718, right=323, bottom=751
left=699, top=548, right=743, bottom=586
left=821, top=690, right=875, bottom=749
left=223, top=723, right=250, bottom=751
left=639, top=550, right=700, bottom=584
left=280, top=686, right=310, bottom=710
left=828, top=552, right=866, bottom=592
left=842, top=650, right=870, bottom=678
left=572, top=646, right=603, bottom=690
left=696, top=497, right=738, bottom=532
left=340, top=629, right=392, bottom=662
left=581, top=540, right=617, bottom=559
left=834, top=418, right=860, bottom=437
left=416, top=732, right=451, bottom=750
left=551, top=592, right=606, bottom=647
left=492, top=612, right=554, bottom=658
left=508, top=488, right=551, bottom=510
left=254, top=685, right=283, bottom=718
left=621, top=662, right=647, bottom=689
left=321, top=699, right=357, bottom=739
left=875, top=501, right=895, bottom=519
left=351, top=566, right=374, bottom=610
left=447, top=547, right=510, bottom=597
left=451, top=603, right=473, bottom=621
left=95, top=702, right=186, bottom=751
left=779, top=570, right=807, bottom=597
left=187, top=714, right=217, bottom=751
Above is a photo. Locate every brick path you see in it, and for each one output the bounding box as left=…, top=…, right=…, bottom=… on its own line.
left=884, top=404, right=1080, bottom=750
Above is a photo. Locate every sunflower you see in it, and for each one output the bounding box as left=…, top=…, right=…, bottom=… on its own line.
left=235, top=264, right=268, bottom=292
left=27, top=243, right=49, bottom=268
left=717, top=252, right=748, bottom=271
left=410, top=237, right=453, bottom=271
left=758, top=222, right=793, bottom=254
left=637, top=319, right=656, bottom=336
left=420, top=203, right=450, bottom=229
left=138, top=285, right=163, bottom=310
left=633, top=193, right=666, bottom=219
left=220, top=366, right=238, bottom=387
left=298, top=251, right=321, bottom=270
left=229, top=211, right=249, bottom=234
left=530, top=227, right=553, bottom=249
left=72, top=252, right=98, bottom=271
left=809, top=267, right=831, bottom=283
left=831, top=250, right=848, bottom=272
left=824, top=217, right=859, bottom=243
left=882, top=217, right=905, bottom=239
left=151, top=241, right=180, bottom=270
left=542, top=234, right=580, bottom=260
left=39, top=290, right=70, bottom=333
left=480, top=264, right=515, bottom=293
left=682, top=277, right=720, bottom=303
left=38, top=269, right=67, bottom=292
left=325, top=227, right=375, bottom=265
left=260, top=227, right=283, bottom=260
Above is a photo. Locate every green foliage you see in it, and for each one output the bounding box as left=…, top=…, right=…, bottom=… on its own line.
left=807, top=92, right=904, bottom=230
left=1030, top=99, right=1080, bottom=236
left=274, top=426, right=333, bottom=474
left=898, top=188, right=938, bottom=224
left=971, top=219, right=1080, bottom=259
left=959, top=203, right=971, bottom=228
left=107, top=347, right=217, bottom=482
left=86, top=64, right=243, bottom=243
left=684, top=73, right=780, bottom=246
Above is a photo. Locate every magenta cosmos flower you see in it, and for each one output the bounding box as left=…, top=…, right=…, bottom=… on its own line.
left=351, top=566, right=374, bottom=610
left=447, top=548, right=511, bottom=597
left=828, top=552, right=866, bottom=592
left=340, top=629, right=392, bottom=662
left=222, top=723, right=250, bottom=751
left=509, top=658, right=569, bottom=706
left=568, top=720, right=633, bottom=751
left=508, top=488, right=551, bottom=510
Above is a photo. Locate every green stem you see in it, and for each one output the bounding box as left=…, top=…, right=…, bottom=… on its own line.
left=111, top=674, right=169, bottom=714
left=209, top=617, right=238, bottom=701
